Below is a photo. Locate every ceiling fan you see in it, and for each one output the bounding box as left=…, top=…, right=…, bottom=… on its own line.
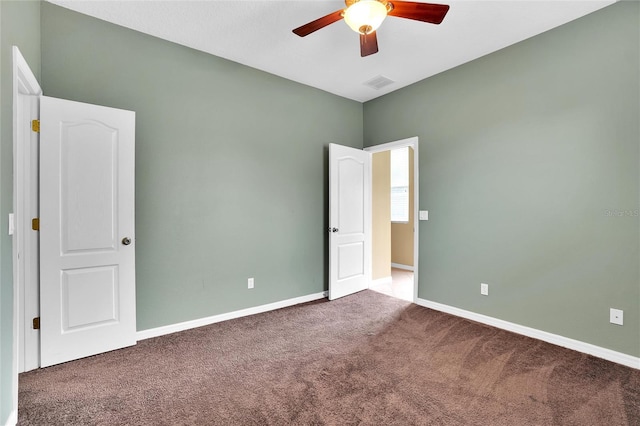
left=293, top=0, right=450, bottom=57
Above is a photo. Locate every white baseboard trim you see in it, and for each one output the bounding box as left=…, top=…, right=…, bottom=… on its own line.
left=4, top=410, right=17, bottom=426
left=391, top=263, right=414, bottom=271
left=416, top=298, right=640, bottom=370
left=137, top=291, right=328, bottom=341
left=371, top=276, right=392, bottom=286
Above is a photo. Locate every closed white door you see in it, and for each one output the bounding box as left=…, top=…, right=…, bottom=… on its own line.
left=329, top=143, right=371, bottom=300
left=39, top=96, right=136, bottom=367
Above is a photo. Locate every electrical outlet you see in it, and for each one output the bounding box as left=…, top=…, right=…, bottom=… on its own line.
left=610, top=308, right=623, bottom=326
left=248, top=278, right=254, bottom=289
left=480, top=283, right=489, bottom=296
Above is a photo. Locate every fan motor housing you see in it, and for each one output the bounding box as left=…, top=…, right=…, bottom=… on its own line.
left=345, top=0, right=394, bottom=13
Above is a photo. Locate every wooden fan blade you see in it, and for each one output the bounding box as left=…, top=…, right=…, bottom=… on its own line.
left=360, top=31, right=379, bottom=57
left=388, top=1, right=449, bottom=24
left=293, top=10, right=344, bottom=37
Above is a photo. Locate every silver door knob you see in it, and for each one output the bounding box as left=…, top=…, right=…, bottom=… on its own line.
left=122, top=237, right=132, bottom=246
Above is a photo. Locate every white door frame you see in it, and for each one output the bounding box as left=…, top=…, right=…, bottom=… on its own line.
left=11, top=45, right=42, bottom=423
left=364, top=137, right=419, bottom=302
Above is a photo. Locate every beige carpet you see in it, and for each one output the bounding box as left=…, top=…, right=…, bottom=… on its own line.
left=19, top=290, right=640, bottom=425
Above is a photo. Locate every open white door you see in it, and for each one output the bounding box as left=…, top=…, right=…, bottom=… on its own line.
left=329, top=143, right=371, bottom=300
left=39, top=96, right=136, bottom=367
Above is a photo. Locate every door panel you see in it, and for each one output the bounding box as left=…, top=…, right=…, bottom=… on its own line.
left=40, top=96, right=136, bottom=367
left=338, top=242, right=364, bottom=279
left=61, top=122, right=118, bottom=252
left=329, top=143, right=371, bottom=300
left=62, top=266, right=118, bottom=330
left=338, top=157, right=365, bottom=234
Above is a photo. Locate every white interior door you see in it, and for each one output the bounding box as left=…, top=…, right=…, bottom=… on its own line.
left=40, top=96, right=136, bottom=367
left=329, top=143, right=371, bottom=300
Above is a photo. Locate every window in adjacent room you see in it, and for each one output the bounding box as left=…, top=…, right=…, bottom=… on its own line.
left=390, top=146, right=409, bottom=223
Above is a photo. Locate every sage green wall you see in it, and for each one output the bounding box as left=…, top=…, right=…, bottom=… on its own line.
left=41, top=3, right=362, bottom=331
left=0, top=1, right=41, bottom=423
left=364, top=2, right=639, bottom=357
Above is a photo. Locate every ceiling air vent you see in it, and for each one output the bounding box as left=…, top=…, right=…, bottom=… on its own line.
left=363, top=75, right=395, bottom=90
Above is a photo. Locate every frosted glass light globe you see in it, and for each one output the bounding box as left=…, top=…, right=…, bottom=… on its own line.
left=344, top=0, right=388, bottom=35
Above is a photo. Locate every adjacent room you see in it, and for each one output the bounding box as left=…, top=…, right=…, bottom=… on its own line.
left=1, top=0, right=638, bottom=424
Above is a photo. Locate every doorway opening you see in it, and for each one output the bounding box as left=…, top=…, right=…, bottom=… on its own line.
left=371, top=268, right=414, bottom=302
left=365, top=137, right=419, bottom=302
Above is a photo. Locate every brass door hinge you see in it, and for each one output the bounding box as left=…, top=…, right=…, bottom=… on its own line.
left=32, top=218, right=39, bottom=231
left=31, top=119, right=40, bottom=133
left=33, top=317, right=40, bottom=330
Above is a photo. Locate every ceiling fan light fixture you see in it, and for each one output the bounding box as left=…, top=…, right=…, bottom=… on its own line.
left=343, top=0, right=388, bottom=34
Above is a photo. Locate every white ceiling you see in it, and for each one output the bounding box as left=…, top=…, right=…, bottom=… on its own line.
left=48, top=0, right=616, bottom=102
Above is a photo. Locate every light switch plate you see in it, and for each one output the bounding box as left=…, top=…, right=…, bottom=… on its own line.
left=8, top=213, right=14, bottom=235
left=419, top=210, right=428, bottom=221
